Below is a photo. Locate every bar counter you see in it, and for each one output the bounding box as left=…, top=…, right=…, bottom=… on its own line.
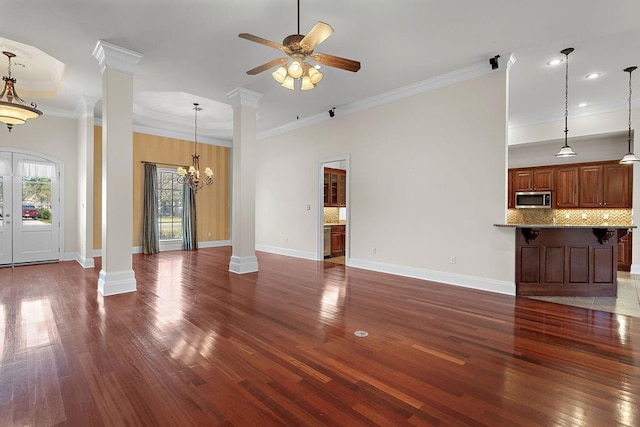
left=495, top=224, right=634, bottom=297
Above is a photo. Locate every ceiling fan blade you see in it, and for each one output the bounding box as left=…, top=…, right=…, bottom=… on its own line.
left=311, top=53, right=361, bottom=72
left=246, top=57, right=288, bottom=75
left=239, top=33, right=289, bottom=53
left=300, top=21, right=333, bottom=51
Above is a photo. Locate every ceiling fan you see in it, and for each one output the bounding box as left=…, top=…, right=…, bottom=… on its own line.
left=239, top=0, right=361, bottom=90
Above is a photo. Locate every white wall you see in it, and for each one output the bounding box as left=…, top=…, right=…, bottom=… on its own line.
left=256, top=71, right=515, bottom=294
left=0, top=114, right=78, bottom=256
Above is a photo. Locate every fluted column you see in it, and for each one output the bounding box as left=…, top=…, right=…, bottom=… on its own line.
left=226, top=88, right=262, bottom=274
left=92, top=40, right=143, bottom=295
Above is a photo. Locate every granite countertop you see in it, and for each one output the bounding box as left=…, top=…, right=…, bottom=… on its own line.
left=494, top=223, right=635, bottom=229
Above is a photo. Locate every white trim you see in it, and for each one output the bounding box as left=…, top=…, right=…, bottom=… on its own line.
left=98, top=268, right=137, bottom=296
left=348, top=258, right=515, bottom=296
left=229, top=255, right=259, bottom=274
left=226, top=87, right=263, bottom=110
left=256, top=244, right=316, bottom=261
left=95, top=240, right=232, bottom=257
left=92, top=40, right=143, bottom=75
left=630, top=264, right=640, bottom=275
left=64, top=252, right=95, bottom=268
left=258, top=53, right=515, bottom=140
left=200, top=240, right=231, bottom=248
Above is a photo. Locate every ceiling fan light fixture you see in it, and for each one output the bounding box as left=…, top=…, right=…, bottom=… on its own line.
left=288, top=59, right=303, bottom=78
left=300, top=75, right=315, bottom=91
left=308, top=66, right=323, bottom=84
left=272, top=66, right=287, bottom=83
left=282, top=75, right=295, bottom=90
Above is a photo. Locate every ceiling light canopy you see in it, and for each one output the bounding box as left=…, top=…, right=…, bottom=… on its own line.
left=0, top=51, right=42, bottom=132
left=556, top=48, right=577, bottom=158
left=620, top=66, right=638, bottom=164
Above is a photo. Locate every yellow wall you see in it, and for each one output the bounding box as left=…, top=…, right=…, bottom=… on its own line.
left=93, top=126, right=230, bottom=249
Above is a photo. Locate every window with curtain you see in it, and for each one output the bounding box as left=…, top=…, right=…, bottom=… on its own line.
left=157, top=170, right=184, bottom=241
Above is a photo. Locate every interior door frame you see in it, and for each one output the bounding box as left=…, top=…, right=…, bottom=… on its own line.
left=317, top=155, right=350, bottom=262
left=0, top=147, right=65, bottom=265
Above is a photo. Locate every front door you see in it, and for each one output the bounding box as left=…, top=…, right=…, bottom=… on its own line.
left=0, top=152, right=60, bottom=265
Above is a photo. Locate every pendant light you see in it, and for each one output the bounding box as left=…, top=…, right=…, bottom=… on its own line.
left=0, top=51, right=43, bottom=132
left=556, top=48, right=577, bottom=157
left=177, top=103, right=213, bottom=192
left=619, top=66, right=638, bottom=164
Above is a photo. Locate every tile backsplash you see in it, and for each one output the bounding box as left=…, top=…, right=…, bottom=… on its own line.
left=507, top=208, right=632, bottom=226
left=323, top=207, right=346, bottom=224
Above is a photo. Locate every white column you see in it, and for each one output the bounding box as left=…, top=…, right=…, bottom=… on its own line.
left=75, top=95, right=99, bottom=268
left=226, top=88, right=262, bottom=274
left=92, top=40, right=143, bottom=295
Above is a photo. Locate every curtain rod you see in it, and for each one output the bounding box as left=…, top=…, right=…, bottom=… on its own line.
left=140, top=160, right=185, bottom=168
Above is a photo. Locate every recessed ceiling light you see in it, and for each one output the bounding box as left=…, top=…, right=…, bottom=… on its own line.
left=546, top=58, right=564, bottom=67
left=585, top=72, right=602, bottom=80
left=578, top=102, right=588, bottom=107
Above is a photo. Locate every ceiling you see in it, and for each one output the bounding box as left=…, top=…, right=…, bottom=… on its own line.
left=2, top=0, right=639, bottom=142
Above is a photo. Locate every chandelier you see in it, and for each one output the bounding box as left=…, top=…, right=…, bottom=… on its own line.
left=272, top=54, right=323, bottom=90
left=177, top=103, right=213, bottom=192
left=0, top=51, right=43, bottom=132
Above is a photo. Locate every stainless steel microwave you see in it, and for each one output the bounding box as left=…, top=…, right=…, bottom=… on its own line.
left=515, top=191, right=552, bottom=208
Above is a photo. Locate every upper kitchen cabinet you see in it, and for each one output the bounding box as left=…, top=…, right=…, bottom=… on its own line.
left=324, top=167, right=346, bottom=207
left=579, top=163, right=631, bottom=208
left=513, top=168, right=554, bottom=192
left=555, top=166, right=579, bottom=208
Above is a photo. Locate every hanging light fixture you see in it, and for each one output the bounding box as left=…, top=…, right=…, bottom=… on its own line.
left=556, top=48, right=577, bottom=157
left=0, top=51, right=42, bottom=132
left=177, top=103, right=213, bottom=193
left=271, top=55, right=323, bottom=91
left=619, top=66, right=638, bottom=164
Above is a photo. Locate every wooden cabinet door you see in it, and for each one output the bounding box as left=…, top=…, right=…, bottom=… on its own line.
left=331, top=225, right=345, bottom=256
left=533, top=169, right=554, bottom=191
left=337, top=173, right=346, bottom=206
left=513, top=171, right=533, bottom=192
left=507, top=170, right=514, bottom=209
left=579, top=166, right=603, bottom=207
left=618, top=232, right=632, bottom=271
left=602, top=164, right=631, bottom=208
left=323, top=171, right=329, bottom=206
left=555, top=167, right=579, bottom=208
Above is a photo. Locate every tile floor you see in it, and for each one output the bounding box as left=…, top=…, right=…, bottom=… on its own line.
left=530, top=272, right=640, bottom=318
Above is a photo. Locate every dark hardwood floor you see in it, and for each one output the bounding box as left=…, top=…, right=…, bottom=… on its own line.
left=0, top=247, right=638, bottom=426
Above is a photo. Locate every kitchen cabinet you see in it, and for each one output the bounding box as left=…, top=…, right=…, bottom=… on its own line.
left=579, top=163, right=631, bottom=208
left=513, top=168, right=554, bottom=192
left=618, top=231, right=632, bottom=271
left=331, top=225, right=345, bottom=256
left=555, top=166, right=579, bottom=208
left=324, top=167, right=346, bottom=207
left=507, top=170, right=514, bottom=209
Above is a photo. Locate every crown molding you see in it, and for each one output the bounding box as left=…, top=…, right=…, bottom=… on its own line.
left=259, top=53, right=516, bottom=140
left=92, top=40, right=143, bottom=75
left=226, top=87, right=263, bottom=110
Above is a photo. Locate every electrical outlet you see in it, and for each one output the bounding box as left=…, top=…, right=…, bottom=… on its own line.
left=603, top=213, right=609, bottom=220
left=582, top=213, right=587, bottom=220
left=565, top=213, right=570, bottom=219
left=306, top=204, right=310, bottom=210
left=450, top=256, right=456, bottom=264
left=372, top=248, right=376, bottom=254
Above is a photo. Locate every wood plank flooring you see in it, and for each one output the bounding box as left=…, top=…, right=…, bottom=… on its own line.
left=0, top=247, right=639, bottom=426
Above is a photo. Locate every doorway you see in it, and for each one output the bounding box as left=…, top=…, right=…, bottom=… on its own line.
left=0, top=151, right=61, bottom=266
left=318, top=157, right=349, bottom=264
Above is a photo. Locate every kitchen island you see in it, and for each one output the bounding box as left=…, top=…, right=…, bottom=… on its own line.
left=496, top=224, right=633, bottom=297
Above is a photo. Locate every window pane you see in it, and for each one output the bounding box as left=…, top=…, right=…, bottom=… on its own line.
left=22, top=176, right=52, bottom=224
left=157, top=170, right=184, bottom=241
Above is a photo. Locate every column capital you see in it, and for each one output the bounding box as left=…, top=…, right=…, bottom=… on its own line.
left=74, top=95, right=100, bottom=117
left=226, top=87, right=263, bottom=110
left=92, top=40, right=143, bottom=75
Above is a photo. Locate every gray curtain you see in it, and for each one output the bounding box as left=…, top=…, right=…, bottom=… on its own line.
left=182, top=184, right=198, bottom=250
left=142, top=163, right=159, bottom=254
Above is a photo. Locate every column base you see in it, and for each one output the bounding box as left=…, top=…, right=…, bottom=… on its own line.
left=229, top=255, right=259, bottom=274
left=98, top=269, right=137, bottom=296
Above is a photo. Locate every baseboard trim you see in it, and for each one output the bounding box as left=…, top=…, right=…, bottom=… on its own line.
left=94, top=240, right=232, bottom=258
left=65, top=252, right=95, bottom=268
left=98, top=269, right=137, bottom=296
left=255, top=244, right=317, bottom=261
left=348, top=258, right=515, bottom=296
left=630, top=264, right=640, bottom=275
left=229, top=255, right=259, bottom=274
